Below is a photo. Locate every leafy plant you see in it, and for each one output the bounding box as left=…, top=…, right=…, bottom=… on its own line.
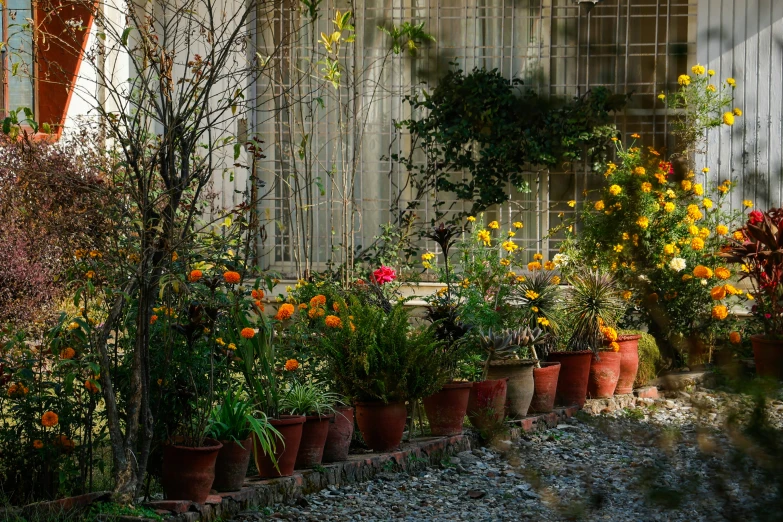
left=476, top=326, right=547, bottom=379
left=279, top=382, right=339, bottom=416
left=207, top=388, right=281, bottom=456
left=563, top=270, right=625, bottom=353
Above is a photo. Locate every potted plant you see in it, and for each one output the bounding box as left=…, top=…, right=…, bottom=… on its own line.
left=549, top=270, right=625, bottom=407
left=610, top=330, right=643, bottom=395
left=322, top=400, right=355, bottom=463
left=588, top=324, right=622, bottom=398
left=206, top=389, right=280, bottom=491
left=279, top=382, right=338, bottom=469
left=722, top=207, right=783, bottom=379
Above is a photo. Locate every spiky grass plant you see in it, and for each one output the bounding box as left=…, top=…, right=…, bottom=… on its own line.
left=564, top=270, right=625, bottom=353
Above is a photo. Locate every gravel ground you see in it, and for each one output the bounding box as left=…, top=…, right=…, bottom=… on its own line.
left=231, top=386, right=783, bottom=522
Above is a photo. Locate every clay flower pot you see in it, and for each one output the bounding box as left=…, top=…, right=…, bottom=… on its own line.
left=613, top=335, right=641, bottom=394
left=751, top=334, right=783, bottom=380
left=422, top=381, right=472, bottom=436
left=162, top=438, right=222, bottom=503
left=466, top=378, right=508, bottom=435
left=323, top=406, right=354, bottom=463
left=355, top=401, right=407, bottom=452
left=486, top=359, right=536, bottom=419
left=547, top=351, right=592, bottom=407
left=295, top=413, right=334, bottom=469
left=253, top=415, right=305, bottom=478
left=588, top=351, right=622, bottom=398
left=529, top=362, right=561, bottom=414
left=212, top=437, right=252, bottom=492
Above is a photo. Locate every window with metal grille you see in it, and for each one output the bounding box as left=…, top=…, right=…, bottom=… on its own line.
left=1, top=0, right=35, bottom=119
left=251, top=0, right=696, bottom=277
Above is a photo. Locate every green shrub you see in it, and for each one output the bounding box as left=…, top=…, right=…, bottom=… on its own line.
left=623, top=330, right=662, bottom=387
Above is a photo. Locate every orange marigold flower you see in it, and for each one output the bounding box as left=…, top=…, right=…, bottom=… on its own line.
left=729, top=331, right=741, bottom=345
left=33, top=440, right=43, bottom=449
left=60, top=347, right=76, bottom=360
left=333, top=302, right=341, bottom=312
left=714, top=267, right=731, bottom=280
left=308, top=306, right=325, bottom=319
left=189, top=269, right=203, bottom=282
left=609, top=342, right=620, bottom=352
left=285, top=359, right=299, bottom=371
left=710, top=286, right=726, bottom=300
left=298, top=303, right=308, bottom=310
left=85, top=380, right=99, bottom=393
left=712, top=305, right=729, bottom=320
left=150, top=315, right=158, bottom=325
left=693, top=265, right=713, bottom=279
left=310, top=295, right=327, bottom=308
left=54, top=434, right=75, bottom=451
left=223, top=271, right=241, bottom=284
left=251, top=289, right=264, bottom=299
left=275, top=303, right=295, bottom=321
left=240, top=327, right=256, bottom=339
left=255, top=300, right=265, bottom=312
left=325, top=315, right=343, bottom=329
left=41, top=411, right=59, bottom=428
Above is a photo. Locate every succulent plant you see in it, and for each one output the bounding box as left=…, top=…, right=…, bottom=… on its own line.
left=477, top=326, right=548, bottom=379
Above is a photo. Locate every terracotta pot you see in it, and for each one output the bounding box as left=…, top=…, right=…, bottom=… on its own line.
left=466, top=378, right=508, bottom=435
left=162, top=438, right=222, bottom=503
left=295, top=413, right=334, bottom=469
left=529, top=362, right=561, bottom=414
left=547, top=351, right=592, bottom=407
left=323, top=406, right=354, bottom=463
left=486, top=359, right=536, bottom=419
left=422, top=381, right=472, bottom=436
left=588, top=351, right=622, bottom=398
left=212, top=438, right=252, bottom=492
left=751, top=334, right=783, bottom=380
left=355, top=401, right=407, bottom=452
left=612, top=335, right=641, bottom=394
left=253, top=415, right=305, bottom=478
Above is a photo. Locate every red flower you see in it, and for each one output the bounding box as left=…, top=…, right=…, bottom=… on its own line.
left=749, top=210, right=764, bottom=225
left=371, top=266, right=397, bottom=285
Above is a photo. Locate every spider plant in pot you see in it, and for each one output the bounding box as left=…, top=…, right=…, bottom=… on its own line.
left=550, top=270, right=625, bottom=407
left=206, top=388, right=281, bottom=491
left=279, top=382, right=340, bottom=469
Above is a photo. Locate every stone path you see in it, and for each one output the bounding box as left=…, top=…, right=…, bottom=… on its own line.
left=230, top=387, right=783, bottom=522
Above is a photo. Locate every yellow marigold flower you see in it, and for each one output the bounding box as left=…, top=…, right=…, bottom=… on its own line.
left=711, top=286, right=727, bottom=300
left=537, top=317, right=550, bottom=327
left=734, top=231, right=745, bottom=241
left=502, top=240, right=518, bottom=253
left=613, top=244, right=623, bottom=253
left=223, top=271, right=241, bottom=284
left=477, top=229, right=491, bottom=246
left=551, top=276, right=561, bottom=285
left=729, top=331, right=741, bottom=344
left=654, top=173, right=667, bottom=184
left=633, top=166, right=646, bottom=176
left=466, top=216, right=476, bottom=222
left=528, top=262, right=542, bottom=271
left=746, top=293, right=754, bottom=300
left=702, top=198, right=713, bottom=209
left=227, top=343, right=237, bottom=351
left=663, top=244, right=676, bottom=255
left=691, top=64, right=706, bottom=75
left=525, top=290, right=540, bottom=300
left=544, top=261, right=555, bottom=270
left=325, top=315, right=343, bottom=328
left=506, top=271, right=517, bottom=279
left=594, top=200, right=605, bottom=211
left=714, top=267, right=731, bottom=280
left=216, top=337, right=225, bottom=346
left=513, top=221, right=524, bottom=229
left=706, top=84, right=716, bottom=92
left=533, top=253, right=543, bottom=261
left=622, top=290, right=633, bottom=301
left=682, top=274, right=693, bottom=281
left=507, top=230, right=516, bottom=237
left=663, top=202, right=675, bottom=213
left=568, top=200, right=576, bottom=207
left=488, top=220, right=500, bottom=230
left=461, top=278, right=471, bottom=288
left=692, top=183, right=704, bottom=196
left=609, top=341, right=620, bottom=352
left=285, top=359, right=299, bottom=371
left=41, top=411, right=59, bottom=428
left=85, top=270, right=95, bottom=279
left=723, top=112, right=735, bottom=126
left=688, top=225, right=699, bottom=236
left=601, top=326, right=618, bottom=342
left=690, top=237, right=705, bottom=250
left=611, top=137, right=619, bottom=142
left=716, top=225, right=729, bottom=236
left=609, top=185, right=622, bottom=196
left=499, top=258, right=511, bottom=266
left=421, top=252, right=435, bottom=261
left=681, top=180, right=692, bottom=191
left=658, top=93, right=666, bottom=101
left=636, top=216, right=649, bottom=229
left=741, top=263, right=750, bottom=273
left=693, top=265, right=713, bottom=279
left=678, top=75, right=691, bottom=85
left=686, top=204, right=703, bottom=220
left=717, top=184, right=729, bottom=194
left=743, top=199, right=753, bottom=208
left=516, top=276, right=527, bottom=283
left=699, top=227, right=710, bottom=239
left=275, top=303, right=295, bottom=321
left=422, top=261, right=432, bottom=269
left=240, top=327, right=255, bottom=339
left=724, top=284, right=742, bottom=295
left=727, top=77, right=736, bottom=87
left=630, top=133, right=640, bottom=139
left=712, top=305, right=729, bottom=320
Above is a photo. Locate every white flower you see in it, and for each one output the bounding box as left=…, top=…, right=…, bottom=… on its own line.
left=638, top=275, right=649, bottom=282
left=669, top=257, right=687, bottom=272
left=701, top=279, right=708, bottom=286
left=553, top=253, right=570, bottom=267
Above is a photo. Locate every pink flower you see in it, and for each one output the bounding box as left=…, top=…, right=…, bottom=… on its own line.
left=765, top=313, right=772, bottom=319
left=749, top=210, right=764, bottom=225
left=371, top=266, right=397, bottom=285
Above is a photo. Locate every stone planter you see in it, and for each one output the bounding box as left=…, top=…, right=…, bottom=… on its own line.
left=295, top=413, right=334, bottom=469
left=529, top=362, right=561, bottom=414
left=212, top=438, right=252, bottom=492
left=162, top=438, right=222, bottom=503
left=486, top=359, right=536, bottom=419
left=323, top=406, right=354, bottom=463
left=466, top=378, right=508, bottom=436
left=422, top=381, right=472, bottom=436
left=355, top=401, right=407, bottom=452
left=751, top=334, right=783, bottom=380
left=588, top=351, right=622, bottom=398
left=253, top=415, right=305, bottom=478
left=547, top=351, right=592, bottom=408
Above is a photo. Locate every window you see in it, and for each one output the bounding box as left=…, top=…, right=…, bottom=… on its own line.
left=1, top=0, right=35, bottom=119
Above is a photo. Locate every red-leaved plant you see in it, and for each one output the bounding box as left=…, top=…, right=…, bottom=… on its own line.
left=721, top=207, right=783, bottom=338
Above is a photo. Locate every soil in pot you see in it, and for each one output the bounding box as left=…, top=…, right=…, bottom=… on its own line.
left=212, top=438, right=252, bottom=492
left=613, top=335, right=641, bottom=394
left=588, top=351, right=622, bottom=399
left=466, top=379, right=507, bottom=437
left=162, top=438, right=222, bottom=503
left=751, top=334, right=783, bottom=380
left=486, top=359, right=536, bottom=419
left=547, top=351, right=592, bottom=408
left=323, top=406, right=354, bottom=463
left=295, top=413, right=334, bottom=469
left=355, top=401, right=407, bottom=452
left=253, top=415, right=305, bottom=478
left=529, top=362, right=561, bottom=414
left=422, top=382, right=472, bottom=436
